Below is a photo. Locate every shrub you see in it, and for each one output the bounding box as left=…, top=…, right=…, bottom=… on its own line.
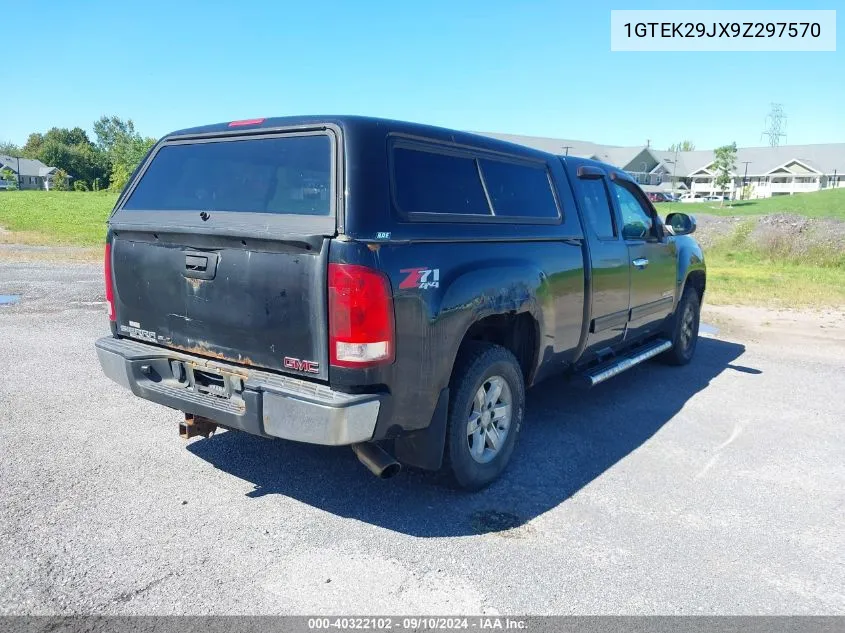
left=73, top=180, right=90, bottom=191
left=52, top=169, right=69, bottom=191
left=709, top=217, right=845, bottom=269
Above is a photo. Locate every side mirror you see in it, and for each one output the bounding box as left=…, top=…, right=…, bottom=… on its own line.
left=665, top=212, right=696, bottom=236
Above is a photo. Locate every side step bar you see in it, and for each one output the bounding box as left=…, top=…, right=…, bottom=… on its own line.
left=579, top=339, right=673, bottom=387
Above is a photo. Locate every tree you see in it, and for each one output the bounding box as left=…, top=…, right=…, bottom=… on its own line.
left=15, top=116, right=152, bottom=191
left=51, top=169, right=69, bottom=191
left=37, top=140, right=97, bottom=186
left=1, top=168, right=19, bottom=189
left=0, top=141, right=22, bottom=157
left=109, top=133, right=155, bottom=191
left=668, top=140, right=696, bottom=152
left=21, top=127, right=108, bottom=190
left=94, top=116, right=137, bottom=153
left=73, top=142, right=110, bottom=186
left=741, top=182, right=755, bottom=201
left=43, top=126, right=91, bottom=148
left=94, top=115, right=156, bottom=191
left=22, top=133, right=45, bottom=158
left=712, top=143, right=737, bottom=207
left=109, top=162, right=133, bottom=192
left=37, top=140, right=75, bottom=175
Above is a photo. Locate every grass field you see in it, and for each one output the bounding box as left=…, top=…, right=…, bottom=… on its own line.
left=662, top=186, right=845, bottom=219
left=693, top=215, right=845, bottom=307
left=0, top=191, right=117, bottom=247
left=706, top=250, right=845, bottom=308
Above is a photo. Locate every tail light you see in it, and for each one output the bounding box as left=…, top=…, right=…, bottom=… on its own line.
left=104, top=243, right=115, bottom=321
left=328, top=263, right=395, bottom=368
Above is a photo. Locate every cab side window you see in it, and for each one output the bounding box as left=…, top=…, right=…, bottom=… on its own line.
left=611, top=181, right=656, bottom=241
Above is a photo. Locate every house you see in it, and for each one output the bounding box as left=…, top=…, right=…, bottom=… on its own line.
left=477, top=133, right=844, bottom=199
left=0, top=155, right=61, bottom=190
left=678, top=145, right=844, bottom=199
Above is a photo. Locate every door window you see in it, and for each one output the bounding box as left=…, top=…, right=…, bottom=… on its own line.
left=578, top=179, right=616, bottom=239
left=612, top=182, right=655, bottom=240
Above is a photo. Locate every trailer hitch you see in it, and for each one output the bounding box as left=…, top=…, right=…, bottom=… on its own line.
left=179, top=413, right=218, bottom=439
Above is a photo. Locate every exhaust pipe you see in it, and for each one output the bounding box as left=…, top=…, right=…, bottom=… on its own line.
left=351, top=442, right=402, bottom=479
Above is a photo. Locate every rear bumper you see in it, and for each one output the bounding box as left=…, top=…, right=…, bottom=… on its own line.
left=95, top=336, right=383, bottom=446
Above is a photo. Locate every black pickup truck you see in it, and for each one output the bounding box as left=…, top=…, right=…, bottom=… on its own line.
left=96, top=115, right=705, bottom=490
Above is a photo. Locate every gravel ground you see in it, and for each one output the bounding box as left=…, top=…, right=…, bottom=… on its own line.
left=0, top=261, right=843, bottom=615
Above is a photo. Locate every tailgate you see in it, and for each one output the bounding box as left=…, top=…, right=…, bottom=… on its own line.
left=107, top=128, right=339, bottom=380
left=111, top=236, right=329, bottom=379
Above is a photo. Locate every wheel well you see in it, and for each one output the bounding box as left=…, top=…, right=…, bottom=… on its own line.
left=685, top=270, right=706, bottom=302
left=458, top=312, right=538, bottom=383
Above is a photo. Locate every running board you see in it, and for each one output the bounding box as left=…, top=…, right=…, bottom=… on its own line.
left=579, top=339, right=673, bottom=387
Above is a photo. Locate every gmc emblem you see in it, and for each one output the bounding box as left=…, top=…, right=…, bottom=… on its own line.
left=283, top=357, right=320, bottom=374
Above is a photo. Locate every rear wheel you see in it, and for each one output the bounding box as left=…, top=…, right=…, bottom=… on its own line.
left=660, top=286, right=701, bottom=366
left=444, top=342, right=525, bottom=491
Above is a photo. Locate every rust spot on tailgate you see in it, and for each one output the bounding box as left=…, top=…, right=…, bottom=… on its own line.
left=167, top=341, right=254, bottom=377
left=185, top=277, right=206, bottom=292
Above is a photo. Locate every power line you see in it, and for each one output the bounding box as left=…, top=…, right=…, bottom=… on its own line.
left=761, top=103, right=787, bottom=147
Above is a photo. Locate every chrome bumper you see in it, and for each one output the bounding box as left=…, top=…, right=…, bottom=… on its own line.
left=95, top=336, right=381, bottom=446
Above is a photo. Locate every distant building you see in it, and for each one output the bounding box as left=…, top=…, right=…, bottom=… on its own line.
left=477, top=133, right=845, bottom=200
left=0, top=155, right=61, bottom=190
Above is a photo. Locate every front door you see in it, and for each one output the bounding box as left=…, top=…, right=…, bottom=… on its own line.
left=609, top=179, right=676, bottom=340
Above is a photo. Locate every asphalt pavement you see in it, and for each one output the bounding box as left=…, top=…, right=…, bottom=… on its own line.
left=0, top=260, right=843, bottom=615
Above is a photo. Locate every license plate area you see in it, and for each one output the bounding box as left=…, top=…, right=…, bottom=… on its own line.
left=171, top=361, right=245, bottom=402
left=194, top=369, right=229, bottom=398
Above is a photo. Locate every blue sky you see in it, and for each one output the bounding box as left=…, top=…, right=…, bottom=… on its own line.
left=1, top=0, right=840, bottom=150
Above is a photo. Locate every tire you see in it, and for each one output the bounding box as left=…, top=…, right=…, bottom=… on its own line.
left=660, top=286, right=701, bottom=366
left=444, top=342, right=525, bottom=491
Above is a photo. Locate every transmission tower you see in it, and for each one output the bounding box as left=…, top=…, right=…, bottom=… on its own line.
left=761, top=103, right=787, bottom=147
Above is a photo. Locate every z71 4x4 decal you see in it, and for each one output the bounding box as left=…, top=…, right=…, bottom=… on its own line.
left=399, top=267, right=440, bottom=290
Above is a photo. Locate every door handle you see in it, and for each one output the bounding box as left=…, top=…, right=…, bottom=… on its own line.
left=185, top=255, right=208, bottom=271
left=632, top=258, right=649, bottom=269
left=182, top=251, right=219, bottom=280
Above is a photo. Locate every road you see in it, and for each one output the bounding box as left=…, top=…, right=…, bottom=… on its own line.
left=1, top=259, right=843, bottom=615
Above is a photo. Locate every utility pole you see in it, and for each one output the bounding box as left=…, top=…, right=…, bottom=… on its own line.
left=671, top=159, right=677, bottom=194
left=673, top=147, right=679, bottom=193
left=562, top=145, right=572, bottom=156
left=16, top=156, right=22, bottom=190
left=833, top=169, right=838, bottom=189
left=663, top=158, right=677, bottom=198
left=741, top=161, right=751, bottom=199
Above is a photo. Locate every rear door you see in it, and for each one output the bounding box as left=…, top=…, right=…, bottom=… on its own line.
left=108, top=129, right=339, bottom=380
